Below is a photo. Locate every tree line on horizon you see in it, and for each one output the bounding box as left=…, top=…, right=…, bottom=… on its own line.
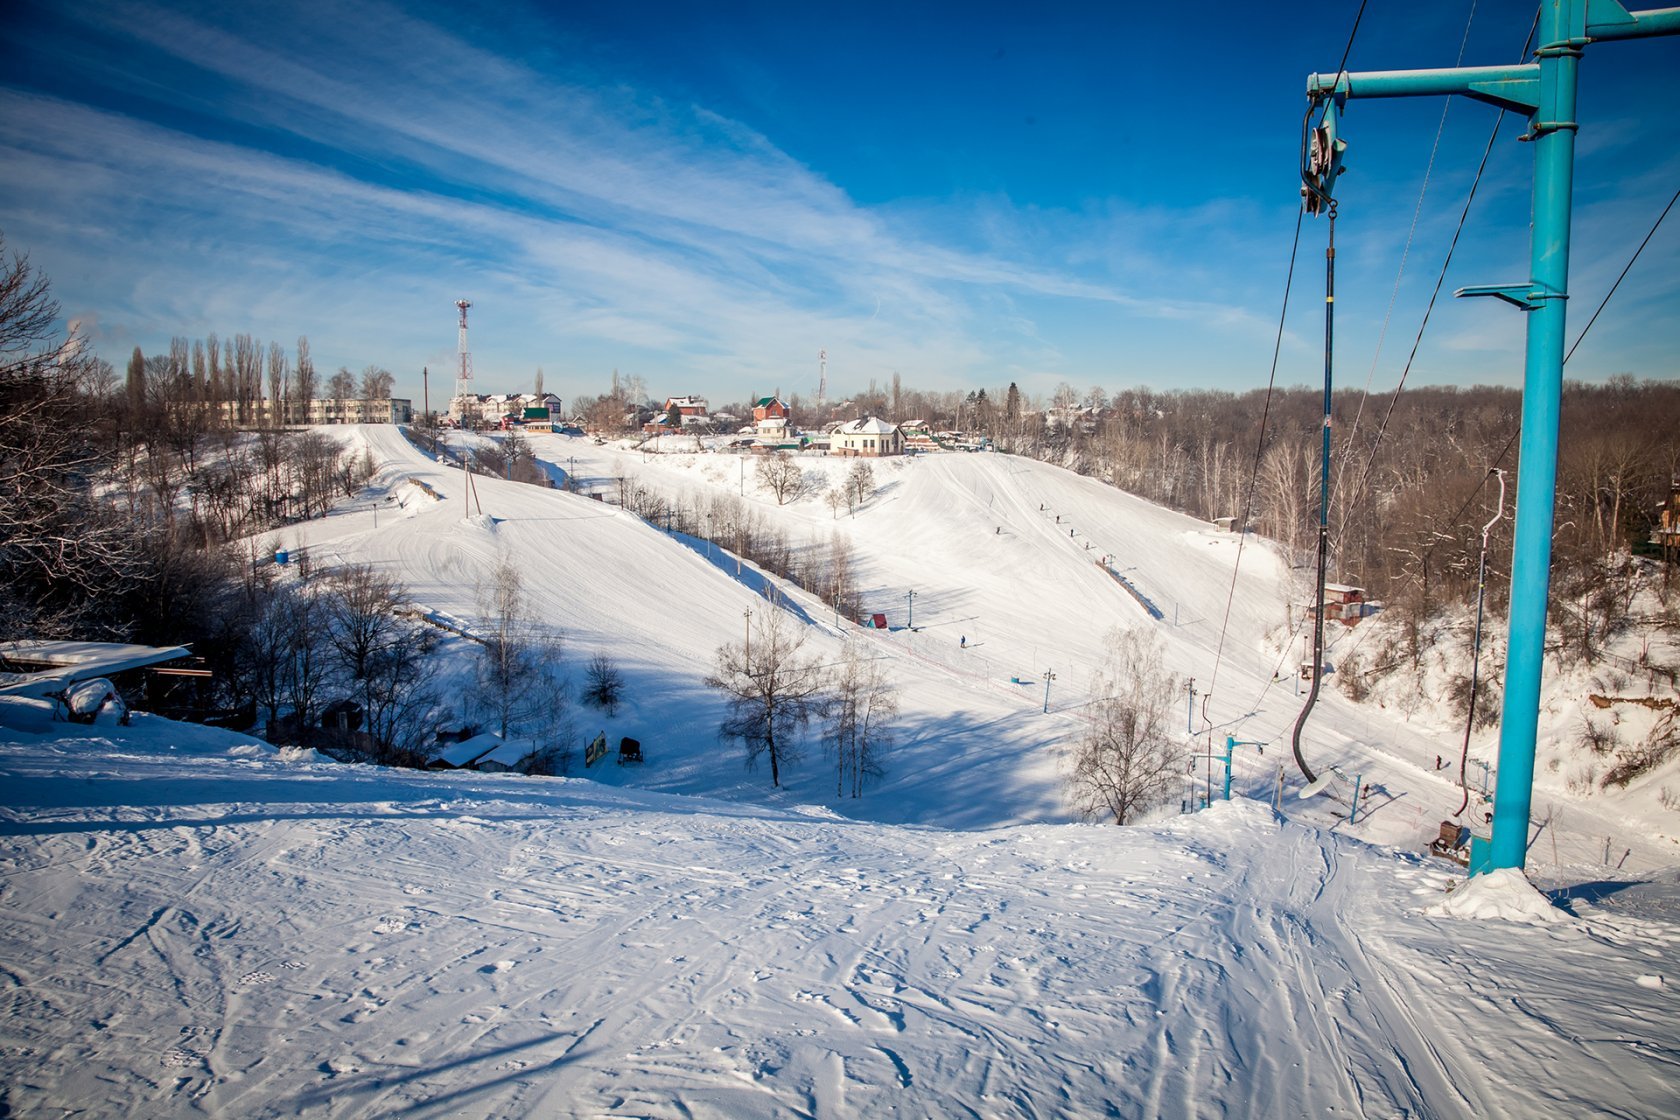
left=6, top=234, right=1674, bottom=771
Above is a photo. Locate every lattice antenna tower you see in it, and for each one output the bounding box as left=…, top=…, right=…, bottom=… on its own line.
left=817, top=348, right=827, bottom=421
left=455, top=298, right=474, bottom=405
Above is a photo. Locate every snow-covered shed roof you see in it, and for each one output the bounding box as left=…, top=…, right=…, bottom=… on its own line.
left=433, top=732, right=504, bottom=769
left=0, top=641, right=191, bottom=698
left=473, top=738, right=537, bottom=771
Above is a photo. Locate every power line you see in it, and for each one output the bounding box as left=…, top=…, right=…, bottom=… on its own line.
left=1336, top=0, right=1483, bottom=519
left=1564, top=183, right=1680, bottom=365
left=1203, top=1, right=1369, bottom=731
left=1340, top=11, right=1539, bottom=540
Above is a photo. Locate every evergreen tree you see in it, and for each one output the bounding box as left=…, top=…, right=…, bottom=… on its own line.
left=125, top=346, right=145, bottom=414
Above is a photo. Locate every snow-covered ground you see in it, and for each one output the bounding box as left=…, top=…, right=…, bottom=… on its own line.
left=4, top=425, right=1678, bottom=1116
left=3, top=707, right=1677, bottom=1118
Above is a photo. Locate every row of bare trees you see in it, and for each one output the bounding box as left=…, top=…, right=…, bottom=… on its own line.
left=706, top=602, right=898, bottom=796
left=122, top=331, right=394, bottom=427
left=613, top=467, right=868, bottom=621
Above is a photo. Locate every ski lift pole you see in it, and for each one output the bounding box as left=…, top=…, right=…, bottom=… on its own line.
left=1223, top=736, right=1266, bottom=802
left=1307, top=1, right=1680, bottom=871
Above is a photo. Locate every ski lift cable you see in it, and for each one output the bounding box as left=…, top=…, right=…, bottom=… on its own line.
left=1339, top=11, right=1539, bottom=534
left=1336, top=0, right=1482, bottom=481
left=1563, top=182, right=1680, bottom=366
left=1341, top=108, right=1510, bottom=522
left=1206, top=2, right=1368, bottom=746
left=1333, top=176, right=1674, bottom=669
left=1203, top=208, right=1304, bottom=713
left=1455, top=468, right=1505, bottom=818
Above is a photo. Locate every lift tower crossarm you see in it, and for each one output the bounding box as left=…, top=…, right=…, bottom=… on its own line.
left=1308, top=66, right=1540, bottom=116
left=1583, top=3, right=1680, bottom=41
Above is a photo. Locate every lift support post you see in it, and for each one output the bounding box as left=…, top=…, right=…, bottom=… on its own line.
left=1306, top=1, right=1680, bottom=873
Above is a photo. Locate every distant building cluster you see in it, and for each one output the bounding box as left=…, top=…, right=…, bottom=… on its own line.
left=218, top=397, right=413, bottom=427
left=613, top=390, right=989, bottom=458
left=447, top=392, right=564, bottom=430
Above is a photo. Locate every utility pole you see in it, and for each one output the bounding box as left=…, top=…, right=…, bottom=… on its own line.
left=1042, top=668, right=1056, bottom=713
left=1305, top=1, right=1680, bottom=873
left=422, top=365, right=429, bottom=423
left=1186, top=677, right=1197, bottom=735
left=906, top=588, right=916, bottom=630
left=744, top=609, right=753, bottom=663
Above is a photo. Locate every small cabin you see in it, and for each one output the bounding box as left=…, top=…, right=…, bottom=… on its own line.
left=1309, top=583, right=1368, bottom=626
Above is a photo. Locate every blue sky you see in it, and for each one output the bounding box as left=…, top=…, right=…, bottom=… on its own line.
left=3, top=0, right=1677, bottom=409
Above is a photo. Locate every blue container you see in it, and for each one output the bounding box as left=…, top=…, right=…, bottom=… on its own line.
left=275, top=550, right=289, bottom=565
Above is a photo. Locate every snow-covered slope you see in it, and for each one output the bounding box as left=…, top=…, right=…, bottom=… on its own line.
left=276, top=425, right=1665, bottom=868
left=6, top=425, right=1680, bottom=1116
left=2, top=714, right=1676, bottom=1118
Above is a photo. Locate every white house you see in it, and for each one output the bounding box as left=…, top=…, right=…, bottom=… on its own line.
left=831, top=416, right=902, bottom=457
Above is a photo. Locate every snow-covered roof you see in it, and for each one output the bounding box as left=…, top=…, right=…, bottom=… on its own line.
left=434, top=732, right=503, bottom=768
left=836, top=417, right=898, bottom=436
left=473, top=738, right=536, bottom=769
left=0, top=641, right=191, bottom=698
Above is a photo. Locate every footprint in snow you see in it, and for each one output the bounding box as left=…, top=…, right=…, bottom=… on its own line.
left=239, top=970, right=275, bottom=986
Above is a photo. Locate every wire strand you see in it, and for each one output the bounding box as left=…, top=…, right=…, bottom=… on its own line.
left=1565, top=183, right=1680, bottom=365
left=1204, top=209, right=1305, bottom=710
left=1336, top=0, right=1481, bottom=527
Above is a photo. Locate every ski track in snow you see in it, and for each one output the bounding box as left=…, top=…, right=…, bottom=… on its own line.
left=2, top=742, right=1677, bottom=1118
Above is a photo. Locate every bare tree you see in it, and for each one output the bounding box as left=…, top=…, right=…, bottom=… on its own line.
left=281, top=585, right=331, bottom=732
left=294, top=335, right=316, bottom=412
left=0, top=239, right=145, bottom=637
left=360, top=364, right=394, bottom=401
left=1069, top=628, right=1182, bottom=825
left=266, top=340, right=289, bottom=425
left=231, top=333, right=260, bottom=424
left=583, top=652, right=625, bottom=714
left=756, top=451, right=804, bottom=505
left=323, top=563, right=409, bottom=713
left=328, top=366, right=356, bottom=400
left=845, top=459, right=875, bottom=508
left=475, top=556, right=560, bottom=738
left=361, top=630, right=439, bottom=766
left=706, top=602, right=827, bottom=787
left=825, top=640, right=897, bottom=797
left=206, top=332, right=222, bottom=404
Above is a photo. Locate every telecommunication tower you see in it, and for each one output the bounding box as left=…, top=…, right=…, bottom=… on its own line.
left=817, top=349, right=827, bottom=422
left=454, top=299, right=474, bottom=414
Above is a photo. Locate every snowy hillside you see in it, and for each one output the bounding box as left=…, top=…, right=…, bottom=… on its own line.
left=262, top=424, right=1670, bottom=867
left=5, top=425, right=1680, bottom=1116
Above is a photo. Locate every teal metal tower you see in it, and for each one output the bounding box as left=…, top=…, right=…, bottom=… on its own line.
left=1305, top=1, right=1680, bottom=872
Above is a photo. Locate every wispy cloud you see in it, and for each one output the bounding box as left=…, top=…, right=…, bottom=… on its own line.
left=6, top=0, right=1671, bottom=402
